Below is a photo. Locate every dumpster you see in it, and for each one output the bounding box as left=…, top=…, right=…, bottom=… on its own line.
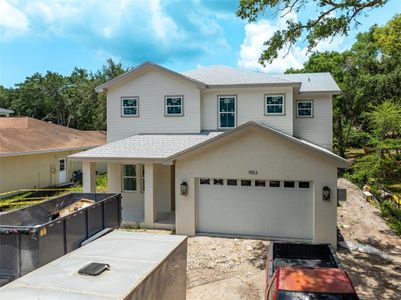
left=0, top=231, right=188, bottom=300
left=0, top=192, right=122, bottom=286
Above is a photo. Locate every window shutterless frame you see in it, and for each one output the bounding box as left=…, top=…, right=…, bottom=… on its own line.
left=121, top=96, right=139, bottom=117
left=218, top=95, right=237, bottom=129
left=296, top=100, right=314, bottom=118
left=264, top=94, right=285, bottom=116
left=122, top=164, right=137, bottom=192
left=164, top=95, right=184, bottom=116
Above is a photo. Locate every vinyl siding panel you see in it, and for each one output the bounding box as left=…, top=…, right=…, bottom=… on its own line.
left=107, top=70, right=201, bottom=142
left=293, top=94, right=333, bottom=150
left=201, top=87, right=293, bottom=135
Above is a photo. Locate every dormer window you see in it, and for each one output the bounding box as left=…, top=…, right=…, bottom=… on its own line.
left=121, top=97, right=139, bottom=117
left=165, top=96, right=183, bottom=116
left=297, top=100, right=313, bottom=118
left=265, top=94, right=285, bottom=115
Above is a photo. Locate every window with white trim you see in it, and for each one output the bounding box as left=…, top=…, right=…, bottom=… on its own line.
left=265, top=95, right=284, bottom=115
left=219, top=96, right=236, bottom=128
left=121, top=97, right=138, bottom=116
left=165, top=96, right=183, bottom=116
left=122, top=165, right=136, bottom=191
left=141, top=164, right=145, bottom=192
left=297, top=100, right=313, bottom=117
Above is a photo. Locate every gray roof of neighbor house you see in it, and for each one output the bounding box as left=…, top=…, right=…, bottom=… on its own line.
left=95, top=61, right=341, bottom=94
left=0, top=108, right=14, bottom=114
left=69, top=122, right=349, bottom=168
left=69, top=132, right=224, bottom=161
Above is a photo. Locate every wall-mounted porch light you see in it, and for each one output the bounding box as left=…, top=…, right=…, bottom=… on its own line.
left=180, top=182, right=188, bottom=196
left=322, top=186, right=331, bottom=201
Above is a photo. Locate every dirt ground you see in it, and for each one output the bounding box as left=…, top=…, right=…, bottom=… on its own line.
left=336, top=178, right=401, bottom=300
left=186, top=178, right=401, bottom=300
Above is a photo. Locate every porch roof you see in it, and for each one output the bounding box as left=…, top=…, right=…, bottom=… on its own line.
left=68, top=132, right=223, bottom=162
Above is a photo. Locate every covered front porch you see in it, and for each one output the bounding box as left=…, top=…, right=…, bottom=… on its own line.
left=82, top=161, right=176, bottom=229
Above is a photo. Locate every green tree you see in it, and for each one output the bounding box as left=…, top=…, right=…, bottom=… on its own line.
left=370, top=101, right=401, bottom=140
left=237, top=0, right=389, bottom=65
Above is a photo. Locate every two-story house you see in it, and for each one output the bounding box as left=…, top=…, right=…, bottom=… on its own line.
left=70, top=61, right=349, bottom=246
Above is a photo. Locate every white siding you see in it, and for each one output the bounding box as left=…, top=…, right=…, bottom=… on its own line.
left=107, top=69, right=201, bottom=142
left=201, top=86, right=293, bottom=135
left=293, top=94, right=333, bottom=150
left=174, top=128, right=338, bottom=247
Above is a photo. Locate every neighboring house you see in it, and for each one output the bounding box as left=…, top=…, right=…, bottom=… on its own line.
left=70, top=62, right=349, bottom=246
left=0, top=108, right=14, bottom=117
left=0, top=117, right=106, bottom=193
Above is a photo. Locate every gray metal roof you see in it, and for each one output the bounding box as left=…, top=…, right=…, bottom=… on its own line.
left=182, top=65, right=340, bottom=93
left=69, top=132, right=223, bottom=161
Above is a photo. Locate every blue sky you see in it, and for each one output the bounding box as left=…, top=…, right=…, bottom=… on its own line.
left=0, top=0, right=400, bottom=87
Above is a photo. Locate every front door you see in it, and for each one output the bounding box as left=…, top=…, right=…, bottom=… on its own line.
left=58, top=158, right=67, bottom=184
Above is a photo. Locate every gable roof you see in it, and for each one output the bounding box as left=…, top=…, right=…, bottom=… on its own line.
left=95, top=61, right=207, bottom=92
left=163, top=121, right=350, bottom=168
left=69, top=132, right=223, bottom=161
left=0, top=117, right=106, bottom=157
left=95, top=61, right=341, bottom=94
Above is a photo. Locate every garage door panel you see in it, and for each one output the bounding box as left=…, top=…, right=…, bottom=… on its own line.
left=197, top=180, right=313, bottom=240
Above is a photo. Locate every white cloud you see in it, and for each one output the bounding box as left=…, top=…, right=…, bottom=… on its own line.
left=0, top=0, right=29, bottom=41
left=238, top=12, right=344, bottom=74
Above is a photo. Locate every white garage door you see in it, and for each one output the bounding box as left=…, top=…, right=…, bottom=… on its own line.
left=196, top=179, right=313, bottom=240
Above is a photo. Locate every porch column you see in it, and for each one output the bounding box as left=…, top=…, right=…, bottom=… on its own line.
left=83, top=161, right=96, bottom=193
left=107, top=163, right=121, bottom=193
left=144, top=162, right=157, bottom=227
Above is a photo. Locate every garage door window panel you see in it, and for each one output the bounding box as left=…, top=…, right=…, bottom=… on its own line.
left=200, top=178, right=210, bottom=185
left=241, top=180, right=252, bottom=187
left=213, top=179, right=224, bottom=185
left=255, top=180, right=266, bottom=187
left=269, top=181, right=281, bottom=187
left=299, top=181, right=310, bottom=188
left=227, top=179, right=238, bottom=186
left=218, top=96, right=236, bottom=129
left=284, top=181, right=295, bottom=188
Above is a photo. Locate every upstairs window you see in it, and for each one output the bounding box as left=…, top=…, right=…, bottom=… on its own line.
left=165, top=96, right=183, bottom=116
left=219, top=96, right=236, bottom=129
left=297, top=100, right=313, bottom=117
left=121, top=97, right=139, bottom=116
left=122, top=164, right=137, bottom=192
left=265, top=95, right=284, bottom=115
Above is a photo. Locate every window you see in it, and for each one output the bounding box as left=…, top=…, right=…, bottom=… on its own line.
left=200, top=178, right=210, bottom=185
left=284, top=181, right=295, bottom=188
left=265, top=95, right=284, bottom=115
left=213, top=179, right=224, bottom=185
left=269, top=181, right=280, bottom=187
left=299, top=181, right=310, bottom=188
left=218, top=96, right=236, bottom=128
left=59, top=159, right=65, bottom=171
left=255, top=180, right=266, bottom=187
left=297, top=100, right=313, bottom=117
left=241, top=180, right=252, bottom=186
left=122, top=165, right=136, bottom=191
left=227, top=179, right=238, bottom=186
left=165, top=96, right=183, bottom=116
left=121, top=97, right=139, bottom=116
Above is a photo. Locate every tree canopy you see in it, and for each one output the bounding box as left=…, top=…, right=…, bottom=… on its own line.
left=0, top=59, right=127, bottom=131
left=237, top=0, right=389, bottom=65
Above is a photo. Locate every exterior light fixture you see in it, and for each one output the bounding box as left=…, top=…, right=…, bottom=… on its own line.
left=322, top=186, right=331, bottom=201
left=180, top=182, right=188, bottom=196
